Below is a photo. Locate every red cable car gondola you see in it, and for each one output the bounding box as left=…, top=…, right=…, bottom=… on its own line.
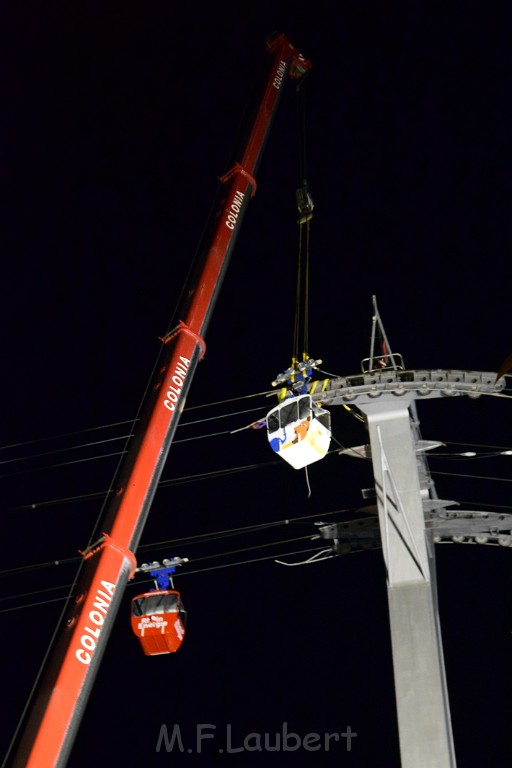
left=131, top=589, right=187, bottom=656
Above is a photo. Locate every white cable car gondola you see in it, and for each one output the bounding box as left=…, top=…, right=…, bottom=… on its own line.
left=266, top=393, right=331, bottom=469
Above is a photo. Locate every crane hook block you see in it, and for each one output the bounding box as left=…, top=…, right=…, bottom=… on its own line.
left=296, top=183, right=314, bottom=223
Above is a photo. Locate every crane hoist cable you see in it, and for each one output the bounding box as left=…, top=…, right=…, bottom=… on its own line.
left=292, top=73, right=314, bottom=368
left=270, top=74, right=324, bottom=406
left=272, top=74, right=321, bottom=401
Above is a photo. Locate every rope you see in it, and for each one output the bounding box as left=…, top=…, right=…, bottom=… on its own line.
left=0, top=403, right=271, bottom=481
left=0, top=508, right=351, bottom=583
left=290, top=74, right=313, bottom=367
left=293, top=222, right=303, bottom=362
left=303, top=218, right=311, bottom=357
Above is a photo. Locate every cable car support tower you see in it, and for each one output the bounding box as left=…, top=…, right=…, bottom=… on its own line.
left=312, top=296, right=506, bottom=768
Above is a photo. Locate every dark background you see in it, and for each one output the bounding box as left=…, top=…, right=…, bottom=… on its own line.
left=1, top=3, right=511, bottom=766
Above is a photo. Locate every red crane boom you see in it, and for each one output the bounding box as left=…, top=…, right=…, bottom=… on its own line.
left=8, top=33, right=310, bottom=768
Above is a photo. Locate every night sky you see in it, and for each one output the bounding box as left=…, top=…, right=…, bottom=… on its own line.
left=1, top=4, right=511, bottom=767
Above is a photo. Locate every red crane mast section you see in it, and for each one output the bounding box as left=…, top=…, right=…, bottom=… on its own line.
left=10, top=34, right=311, bottom=768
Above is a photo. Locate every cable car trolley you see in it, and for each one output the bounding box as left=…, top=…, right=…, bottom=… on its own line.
left=266, top=393, right=331, bottom=469
left=131, top=558, right=188, bottom=656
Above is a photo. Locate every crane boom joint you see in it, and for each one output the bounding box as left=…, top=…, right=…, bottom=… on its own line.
left=219, top=162, right=257, bottom=197
left=159, top=320, right=206, bottom=360
left=79, top=533, right=137, bottom=579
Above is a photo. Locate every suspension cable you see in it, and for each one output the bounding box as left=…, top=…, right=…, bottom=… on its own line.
left=0, top=507, right=348, bottom=580
left=0, top=508, right=366, bottom=613
left=0, top=389, right=275, bottom=458
left=0, top=545, right=339, bottom=615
